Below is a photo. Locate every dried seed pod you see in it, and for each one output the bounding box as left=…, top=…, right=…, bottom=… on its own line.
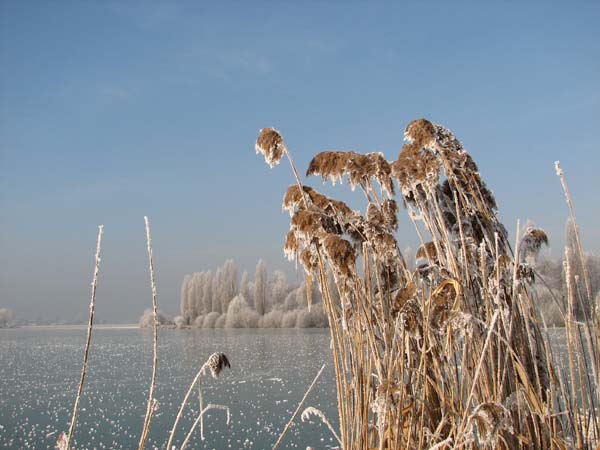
left=367, top=202, right=385, bottom=224
left=307, top=151, right=394, bottom=194
left=430, top=279, right=461, bottom=331
left=519, top=227, right=549, bottom=262
left=416, top=242, right=439, bottom=264
left=291, top=209, right=342, bottom=237
left=306, top=151, right=351, bottom=185
left=398, top=298, right=422, bottom=337
left=322, top=234, right=356, bottom=279
left=381, top=199, right=398, bottom=230
left=256, top=128, right=286, bottom=168
left=206, top=352, right=231, bottom=378
left=391, top=143, right=439, bottom=199
left=282, top=185, right=308, bottom=212
left=391, top=279, right=416, bottom=316
left=284, top=230, right=299, bottom=261
left=404, top=119, right=436, bottom=147
left=300, top=246, right=319, bottom=274
left=283, top=185, right=353, bottom=218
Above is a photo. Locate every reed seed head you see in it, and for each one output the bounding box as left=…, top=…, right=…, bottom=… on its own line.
left=256, top=128, right=286, bottom=168
left=206, top=352, right=231, bottom=378
left=416, top=241, right=439, bottom=263
left=404, top=119, right=436, bottom=147
left=306, top=151, right=394, bottom=194
left=322, top=234, right=356, bottom=279
left=520, top=227, right=549, bottom=261
left=284, top=230, right=299, bottom=261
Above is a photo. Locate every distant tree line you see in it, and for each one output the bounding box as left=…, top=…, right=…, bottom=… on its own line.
left=146, top=221, right=597, bottom=329
left=175, top=259, right=328, bottom=328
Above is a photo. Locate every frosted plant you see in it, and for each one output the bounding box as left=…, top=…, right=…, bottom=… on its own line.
left=255, top=127, right=286, bottom=168
left=206, top=352, right=231, bottom=378
left=519, top=226, right=549, bottom=264
left=301, top=406, right=341, bottom=445
left=54, top=432, right=67, bottom=450
left=253, top=120, right=599, bottom=449
left=166, top=352, right=231, bottom=450
left=467, top=402, right=512, bottom=448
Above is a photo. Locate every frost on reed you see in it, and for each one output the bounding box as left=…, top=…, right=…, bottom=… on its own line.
left=166, top=352, right=231, bottom=450
left=57, top=225, right=103, bottom=450
left=255, top=120, right=599, bottom=449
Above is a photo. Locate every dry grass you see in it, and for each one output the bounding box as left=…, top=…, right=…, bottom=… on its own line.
left=58, top=225, right=103, bottom=450
left=138, top=216, right=160, bottom=450
left=59, top=220, right=236, bottom=450
left=255, top=119, right=599, bottom=449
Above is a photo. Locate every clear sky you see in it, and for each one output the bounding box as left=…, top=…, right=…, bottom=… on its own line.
left=1, top=1, right=598, bottom=323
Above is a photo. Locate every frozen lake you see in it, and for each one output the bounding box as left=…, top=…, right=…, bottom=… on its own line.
left=0, top=327, right=338, bottom=449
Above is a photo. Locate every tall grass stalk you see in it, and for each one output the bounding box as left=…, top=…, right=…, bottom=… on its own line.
left=62, top=225, right=103, bottom=450
left=138, top=216, right=159, bottom=450
left=166, top=352, right=230, bottom=450
left=272, top=364, right=326, bottom=450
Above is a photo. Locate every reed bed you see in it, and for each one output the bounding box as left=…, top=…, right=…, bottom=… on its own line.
left=255, top=120, right=599, bottom=449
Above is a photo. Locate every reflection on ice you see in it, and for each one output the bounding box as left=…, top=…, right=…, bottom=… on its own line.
left=0, top=328, right=338, bottom=449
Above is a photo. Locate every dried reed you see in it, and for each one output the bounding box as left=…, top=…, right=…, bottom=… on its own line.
left=166, top=352, right=231, bottom=450
left=138, top=216, right=160, bottom=450
left=60, top=225, right=103, bottom=450
left=255, top=121, right=599, bottom=449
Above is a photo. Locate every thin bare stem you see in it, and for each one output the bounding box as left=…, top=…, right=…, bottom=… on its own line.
left=272, top=364, right=326, bottom=450
left=166, top=362, right=209, bottom=450
left=180, top=404, right=230, bottom=450
left=454, top=310, right=500, bottom=444
left=138, top=216, right=159, bottom=450
left=555, top=161, right=592, bottom=304
left=64, top=225, right=103, bottom=450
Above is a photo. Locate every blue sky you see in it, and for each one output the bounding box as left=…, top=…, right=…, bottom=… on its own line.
left=1, top=1, right=598, bottom=322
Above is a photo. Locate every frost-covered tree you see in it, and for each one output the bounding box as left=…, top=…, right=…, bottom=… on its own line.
left=178, top=258, right=329, bottom=327
left=173, top=315, right=186, bottom=328
left=225, top=294, right=260, bottom=328
left=139, top=309, right=172, bottom=328
left=190, top=273, right=202, bottom=320
left=268, top=270, right=288, bottom=313
left=180, top=275, right=192, bottom=324
left=0, top=308, right=13, bottom=328
left=201, top=271, right=213, bottom=315
left=211, top=268, right=223, bottom=314
left=220, top=259, right=238, bottom=313
left=253, top=259, right=267, bottom=315
left=240, top=270, right=251, bottom=307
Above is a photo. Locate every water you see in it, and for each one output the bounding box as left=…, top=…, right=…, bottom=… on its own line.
left=0, top=327, right=339, bottom=449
